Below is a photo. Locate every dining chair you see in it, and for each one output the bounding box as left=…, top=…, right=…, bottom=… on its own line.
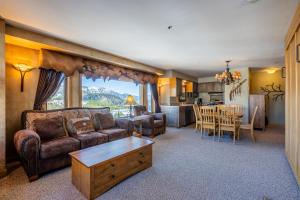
left=240, top=105, right=258, bottom=142
left=193, top=104, right=202, bottom=132
left=229, top=104, right=243, bottom=115
left=218, top=106, right=240, bottom=144
left=200, top=106, right=218, bottom=139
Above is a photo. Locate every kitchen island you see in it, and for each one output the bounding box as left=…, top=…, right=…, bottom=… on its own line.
left=161, top=105, right=195, bottom=128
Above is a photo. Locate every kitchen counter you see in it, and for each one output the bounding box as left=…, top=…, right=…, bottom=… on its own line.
left=161, top=105, right=195, bottom=128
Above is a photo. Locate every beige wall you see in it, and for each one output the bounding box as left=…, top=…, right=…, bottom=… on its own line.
left=224, top=67, right=250, bottom=123
left=250, top=69, right=285, bottom=125
left=5, top=44, right=40, bottom=161
left=0, top=18, right=6, bottom=175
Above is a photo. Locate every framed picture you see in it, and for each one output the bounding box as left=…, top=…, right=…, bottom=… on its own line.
left=282, top=67, right=286, bottom=78
left=297, top=44, right=300, bottom=63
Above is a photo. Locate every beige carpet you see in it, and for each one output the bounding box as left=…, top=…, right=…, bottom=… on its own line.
left=0, top=126, right=299, bottom=200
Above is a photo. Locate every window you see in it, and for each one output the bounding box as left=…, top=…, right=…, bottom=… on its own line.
left=81, top=76, right=140, bottom=117
left=147, top=83, right=152, bottom=112
left=47, top=80, right=65, bottom=110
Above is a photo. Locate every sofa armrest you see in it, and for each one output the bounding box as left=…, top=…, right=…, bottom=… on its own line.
left=135, top=115, right=154, bottom=129
left=115, top=118, right=134, bottom=135
left=14, top=130, right=41, bottom=180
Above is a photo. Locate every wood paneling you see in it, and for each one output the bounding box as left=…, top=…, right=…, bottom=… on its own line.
left=70, top=137, right=153, bottom=199
left=285, top=3, right=300, bottom=186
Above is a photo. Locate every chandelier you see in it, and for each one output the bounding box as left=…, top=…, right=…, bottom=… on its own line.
left=215, top=60, right=241, bottom=85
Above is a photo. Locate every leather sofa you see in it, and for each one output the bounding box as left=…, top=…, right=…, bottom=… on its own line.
left=133, top=105, right=166, bottom=137
left=14, top=107, right=133, bottom=181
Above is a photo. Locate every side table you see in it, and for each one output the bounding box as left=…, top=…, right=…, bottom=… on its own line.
left=128, top=117, right=143, bottom=138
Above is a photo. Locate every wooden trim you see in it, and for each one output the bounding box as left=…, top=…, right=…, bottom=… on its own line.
left=0, top=18, right=7, bottom=176
left=5, top=23, right=165, bottom=76
left=285, top=3, right=300, bottom=49
left=285, top=5, right=300, bottom=186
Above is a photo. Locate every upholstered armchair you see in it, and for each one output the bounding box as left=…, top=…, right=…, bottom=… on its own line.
left=133, top=105, right=166, bottom=137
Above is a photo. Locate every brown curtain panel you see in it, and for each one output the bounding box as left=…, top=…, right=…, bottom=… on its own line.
left=33, top=68, right=65, bottom=110
left=150, top=83, right=161, bottom=113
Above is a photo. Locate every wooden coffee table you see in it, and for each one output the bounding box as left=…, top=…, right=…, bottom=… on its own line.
left=69, top=136, right=154, bottom=200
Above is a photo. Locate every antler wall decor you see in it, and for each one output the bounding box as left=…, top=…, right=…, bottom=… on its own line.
left=229, top=79, right=247, bottom=101
left=260, top=83, right=285, bottom=102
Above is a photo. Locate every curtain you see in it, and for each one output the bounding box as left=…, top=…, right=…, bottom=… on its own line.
left=150, top=83, right=161, bottom=113
left=33, top=68, right=65, bottom=110
left=40, top=49, right=158, bottom=85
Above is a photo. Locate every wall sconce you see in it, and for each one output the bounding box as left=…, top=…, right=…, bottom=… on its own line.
left=13, top=63, right=34, bottom=92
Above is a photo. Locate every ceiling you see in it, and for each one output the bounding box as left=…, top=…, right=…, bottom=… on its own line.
left=0, top=0, right=299, bottom=77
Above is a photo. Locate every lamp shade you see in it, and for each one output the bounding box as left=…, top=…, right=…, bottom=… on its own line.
left=13, top=63, right=34, bottom=72
left=125, top=95, right=137, bottom=105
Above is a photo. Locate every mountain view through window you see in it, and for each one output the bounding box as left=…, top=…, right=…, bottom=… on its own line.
left=82, top=76, right=140, bottom=117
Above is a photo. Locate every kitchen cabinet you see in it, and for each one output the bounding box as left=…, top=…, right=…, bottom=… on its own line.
left=198, top=82, right=223, bottom=93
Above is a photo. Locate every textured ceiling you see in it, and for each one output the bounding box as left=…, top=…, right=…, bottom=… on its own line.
left=0, top=0, right=299, bottom=77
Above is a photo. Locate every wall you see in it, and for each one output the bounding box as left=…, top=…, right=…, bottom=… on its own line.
left=158, top=78, right=170, bottom=105
left=5, top=44, right=40, bottom=161
left=163, top=70, right=198, bottom=82
left=198, top=76, right=215, bottom=83
left=224, top=67, right=250, bottom=123
left=250, top=69, right=285, bottom=125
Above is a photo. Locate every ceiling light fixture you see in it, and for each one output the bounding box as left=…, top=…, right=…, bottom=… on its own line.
left=168, top=25, right=173, bottom=30
left=215, top=61, right=241, bottom=85
left=246, top=0, right=259, bottom=3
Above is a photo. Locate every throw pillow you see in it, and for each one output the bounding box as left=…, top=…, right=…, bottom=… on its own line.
left=33, top=116, right=67, bottom=142
left=66, top=117, right=95, bottom=135
left=94, top=112, right=115, bottom=130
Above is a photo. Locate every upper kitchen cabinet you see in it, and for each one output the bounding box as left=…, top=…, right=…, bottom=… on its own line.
left=198, top=82, right=224, bottom=93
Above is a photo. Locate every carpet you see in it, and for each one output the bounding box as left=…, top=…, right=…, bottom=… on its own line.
left=0, top=126, right=299, bottom=200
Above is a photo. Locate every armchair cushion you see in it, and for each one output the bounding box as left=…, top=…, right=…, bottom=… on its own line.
left=40, top=137, right=80, bottom=159
left=66, top=117, right=95, bottom=136
left=32, top=116, right=67, bottom=142
left=94, top=112, right=115, bottom=130
left=100, top=128, right=127, bottom=141
left=135, top=115, right=154, bottom=129
left=73, top=132, right=108, bottom=149
left=154, top=120, right=164, bottom=128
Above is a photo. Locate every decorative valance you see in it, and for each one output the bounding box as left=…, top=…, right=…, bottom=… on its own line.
left=40, top=49, right=158, bottom=84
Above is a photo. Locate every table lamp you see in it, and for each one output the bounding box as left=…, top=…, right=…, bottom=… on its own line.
left=125, top=95, right=137, bottom=118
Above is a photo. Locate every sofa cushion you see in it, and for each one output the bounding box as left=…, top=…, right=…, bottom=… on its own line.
left=100, top=128, right=127, bottom=141
left=74, top=132, right=108, bottom=149
left=25, top=111, right=63, bottom=130
left=94, top=112, right=115, bottom=130
left=154, top=120, right=164, bottom=128
left=40, top=137, right=80, bottom=159
left=66, top=117, right=95, bottom=136
left=33, top=116, right=67, bottom=142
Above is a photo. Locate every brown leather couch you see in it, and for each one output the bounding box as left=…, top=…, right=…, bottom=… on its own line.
left=134, top=105, right=166, bottom=137
left=14, top=107, right=133, bottom=181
